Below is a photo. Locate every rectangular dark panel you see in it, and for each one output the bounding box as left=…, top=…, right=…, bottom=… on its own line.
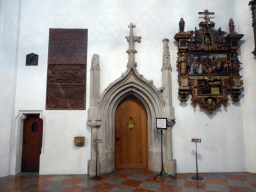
left=48, top=29, right=88, bottom=64
left=46, top=29, right=87, bottom=110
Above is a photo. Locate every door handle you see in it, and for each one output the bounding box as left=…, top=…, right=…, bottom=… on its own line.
left=116, top=137, right=121, bottom=142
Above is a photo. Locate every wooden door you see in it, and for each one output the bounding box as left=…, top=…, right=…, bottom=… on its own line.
left=21, top=115, right=43, bottom=172
left=115, top=96, right=148, bottom=169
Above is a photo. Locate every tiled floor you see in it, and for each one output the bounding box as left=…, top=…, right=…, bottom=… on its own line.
left=0, top=169, right=256, bottom=192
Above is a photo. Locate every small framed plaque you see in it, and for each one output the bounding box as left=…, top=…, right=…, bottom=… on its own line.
left=26, top=53, right=38, bottom=66
left=93, top=139, right=102, bottom=144
left=191, top=138, right=202, bottom=143
left=156, top=118, right=167, bottom=129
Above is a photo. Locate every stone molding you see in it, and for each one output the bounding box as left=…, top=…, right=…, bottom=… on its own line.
left=9, top=110, right=45, bottom=175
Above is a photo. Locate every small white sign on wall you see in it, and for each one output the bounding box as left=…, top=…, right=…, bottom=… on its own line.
left=156, top=118, right=167, bottom=129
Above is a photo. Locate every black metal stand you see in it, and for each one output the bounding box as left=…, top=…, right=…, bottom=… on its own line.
left=153, top=129, right=175, bottom=180
left=91, top=143, right=102, bottom=180
left=191, top=142, right=203, bottom=180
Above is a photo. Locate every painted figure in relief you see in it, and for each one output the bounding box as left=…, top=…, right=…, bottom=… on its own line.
left=231, top=54, right=240, bottom=76
left=204, top=33, right=211, bottom=45
left=229, top=18, right=235, bottom=33
left=179, top=52, right=187, bottom=74
left=179, top=18, right=185, bottom=32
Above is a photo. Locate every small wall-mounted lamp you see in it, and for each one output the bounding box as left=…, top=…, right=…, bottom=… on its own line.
left=128, top=117, right=134, bottom=129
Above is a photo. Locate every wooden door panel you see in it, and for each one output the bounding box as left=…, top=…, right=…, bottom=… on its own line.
left=115, top=96, right=147, bottom=169
left=21, top=115, right=43, bottom=172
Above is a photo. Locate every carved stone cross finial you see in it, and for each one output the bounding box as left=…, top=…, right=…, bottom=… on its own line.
left=198, top=9, right=214, bottom=23
left=128, top=23, right=136, bottom=29
left=125, top=22, right=141, bottom=68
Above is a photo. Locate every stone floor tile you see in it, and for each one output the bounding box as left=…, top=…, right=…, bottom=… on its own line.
left=121, top=169, right=139, bottom=174
left=6, top=175, right=31, bottom=183
left=133, top=188, right=156, bottom=192
left=248, top=176, right=256, bottom=182
left=136, top=170, right=153, bottom=176
left=76, top=179, right=100, bottom=188
left=145, top=175, right=166, bottom=183
left=92, top=182, right=117, bottom=191
left=18, top=178, right=40, bottom=185
left=62, top=177, right=85, bottom=185
left=0, top=175, right=16, bottom=181
left=86, top=189, right=104, bottom=192
left=104, top=176, right=125, bottom=184
left=109, top=185, right=135, bottom=192
left=36, top=175, right=56, bottom=180
left=250, top=181, right=256, bottom=188
left=30, top=180, right=54, bottom=189
left=229, top=185, right=254, bottom=192
left=0, top=180, right=12, bottom=188
left=47, top=175, right=71, bottom=182
left=138, top=181, right=162, bottom=191
left=114, top=172, right=133, bottom=178
left=91, top=174, right=109, bottom=181
left=61, top=185, right=88, bottom=192
left=175, top=174, right=189, bottom=180
left=227, top=174, right=248, bottom=181
left=158, top=184, right=183, bottom=192
left=1, top=183, right=27, bottom=191
left=207, top=177, right=228, bottom=185
left=207, top=173, right=227, bottom=179
left=181, top=187, right=205, bottom=192
left=228, top=172, right=246, bottom=175
left=246, top=172, right=256, bottom=177
left=184, top=181, right=206, bottom=189
left=164, top=179, right=185, bottom=186
left=186, top=175, right=206, bottom=182
left=44, top=182, right=72, bottom=192
left=14, top=186, right=42, bottom=192
left=189, top=173, right=207, bottom=177
left=121, top=179, right=143, bottom=187
left=75, top=174, right=89, bottom=179
left=128, top=174, right=150, bottom=181
left=228, top=179, right=251, bottom=188
left=205, top=183, right=229, bottom=192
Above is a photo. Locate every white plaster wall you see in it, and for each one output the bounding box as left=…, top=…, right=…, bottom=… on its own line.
left=170, top=0, right=246, bottom=173
left=1, top=0, right=252, bottom=176
left=236, top=0, right=256, bottom=173
left=0, top=0, right=21, bottom=177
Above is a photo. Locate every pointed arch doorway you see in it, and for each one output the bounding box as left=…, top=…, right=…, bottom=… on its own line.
left=115, top=96, right=148, bottom=169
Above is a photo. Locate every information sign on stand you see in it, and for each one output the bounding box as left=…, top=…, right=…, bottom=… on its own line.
left=191, top=138, right=203, bottom=180
left=154, top=118, right=175, bottom=180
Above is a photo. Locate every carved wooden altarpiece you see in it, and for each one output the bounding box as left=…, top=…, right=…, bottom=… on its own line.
left=46, top=29, right=87, bottom=110
left=174, top=10, right=244, bottom=114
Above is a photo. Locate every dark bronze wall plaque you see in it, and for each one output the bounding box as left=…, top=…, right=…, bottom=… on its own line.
left=46, top=29, right=88, bottom=110
left=26, top=53, right=38, bottom=66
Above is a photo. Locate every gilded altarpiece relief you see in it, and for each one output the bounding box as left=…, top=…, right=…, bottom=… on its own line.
left=46, top=29, right=88, bottom=110
left=174, top=10, right=244, bottom=114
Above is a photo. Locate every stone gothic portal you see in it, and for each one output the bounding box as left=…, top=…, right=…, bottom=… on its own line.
left=87, top=24, right=176, bottom=176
